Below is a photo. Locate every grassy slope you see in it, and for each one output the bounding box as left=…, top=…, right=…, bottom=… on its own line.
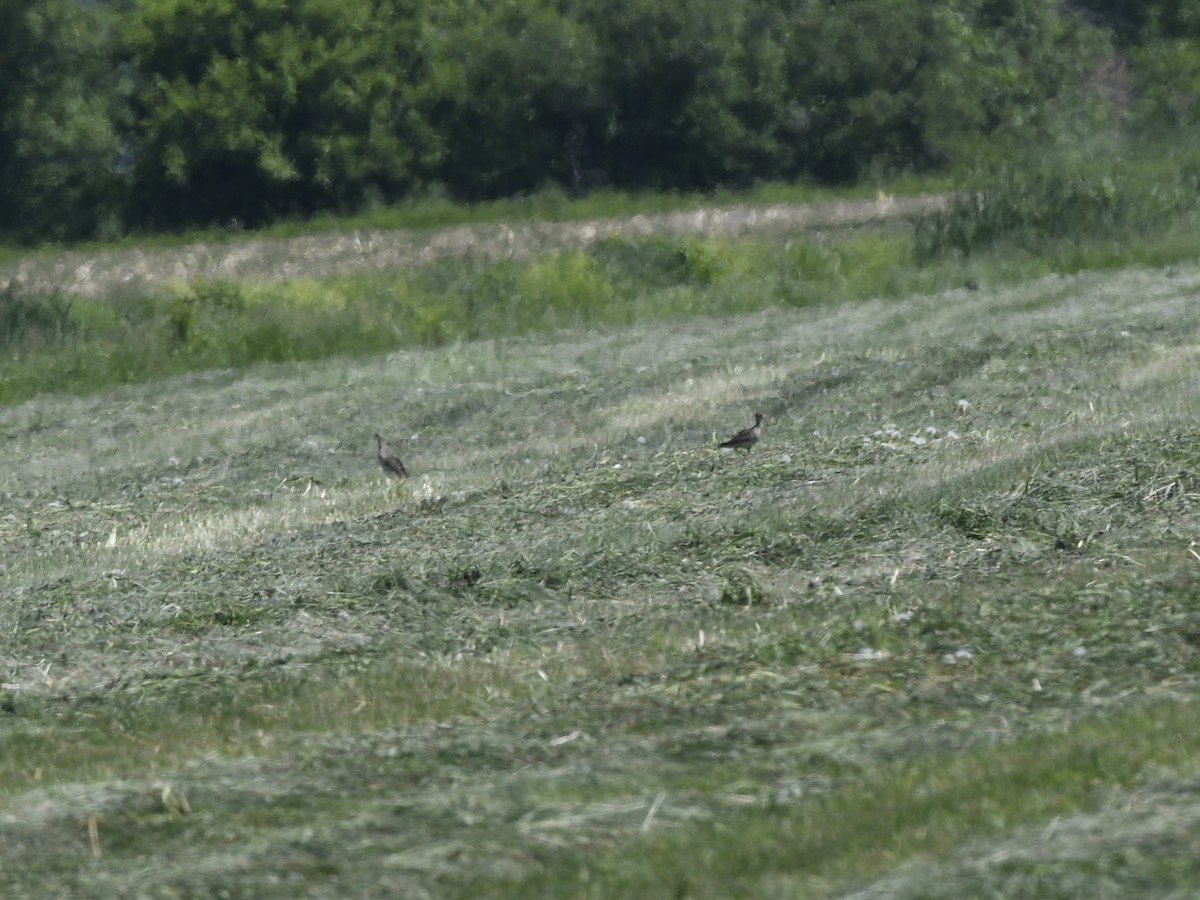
left=3, top=262, right=1200, bottom=896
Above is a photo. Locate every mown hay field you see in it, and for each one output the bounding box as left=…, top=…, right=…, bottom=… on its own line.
left=3, top=251, right=1200, bottom=896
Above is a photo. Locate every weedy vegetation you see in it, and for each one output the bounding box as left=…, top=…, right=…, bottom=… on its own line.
left=4, top=171, right=1200, bottom=896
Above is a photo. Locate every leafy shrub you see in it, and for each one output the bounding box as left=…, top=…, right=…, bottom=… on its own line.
left=589, top=236, right=725, bottom=290
left=517, top=250, right=616, bottom=330
left=776, top=233, right=912, bottom=307
left=0, top=283, right=75, bottom=348
left=67, top=298, right=126, bottom=336
left=839, top=233, right=916, bottom=298
left=1132, top=38, right=1200, bottom=127
left=914, top=148, right=1200, bottom=260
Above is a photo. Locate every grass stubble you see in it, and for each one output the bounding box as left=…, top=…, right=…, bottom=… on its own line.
left=3, top=259, right=1200, bottom=896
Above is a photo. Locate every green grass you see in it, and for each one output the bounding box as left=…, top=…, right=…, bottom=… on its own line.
left=4, top=258, right=1200, bottom=896
left=0, top=226, right=929, bottom=404
left=914, top=135, right=1200, bottom=261
left=7, top=204, right=1200, bottom=407
left=7, top=137, right=1200, bottom=408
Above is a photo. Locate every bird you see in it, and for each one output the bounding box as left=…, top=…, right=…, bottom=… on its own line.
left=719, top=412, right=766, bottom=453
left=373, top=433, right=409, bottom=477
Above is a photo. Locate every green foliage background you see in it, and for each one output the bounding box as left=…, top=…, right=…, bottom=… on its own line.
left=2, top=0, right=1198, bottom=241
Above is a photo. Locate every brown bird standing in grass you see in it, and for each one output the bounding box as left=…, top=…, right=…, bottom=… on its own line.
left=719, top=412, right=766, bottom=453
left=373, top=433, right=409, bottom=477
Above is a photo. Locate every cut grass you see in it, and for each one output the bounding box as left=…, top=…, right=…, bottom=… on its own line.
left=502, top=701, right=1200, bottom=899
left=3, top=260, right=1200, bottom=896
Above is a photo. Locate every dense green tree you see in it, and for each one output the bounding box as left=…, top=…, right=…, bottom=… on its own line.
left=0, top=0, right=126, bottom=241
left=1131, top=37, right=1200, bottom=127
left=776, top=0, right=1103, bottom=180
left=780, top=1, right=948, bottom=180
left=430, top=0, right=800, bottom=198
left=0, top=0, right=1184, bottom=242
left=426, top=0, right=600, bottom=198
left=569, top=0, right=761, bottom=191
left=1071, top=0, right=1200, bottom=43
left=122, top=0, right=438, bottom=230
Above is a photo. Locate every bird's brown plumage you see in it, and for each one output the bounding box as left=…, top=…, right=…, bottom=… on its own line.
left=373, top=433, right=409, bottom=477
left=719, top=412, right=766, bottom=452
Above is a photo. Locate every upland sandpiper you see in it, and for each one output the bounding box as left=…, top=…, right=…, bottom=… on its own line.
left=373, top=433, right=409, bottom=477
left=718, top=412, right=766, bottom=453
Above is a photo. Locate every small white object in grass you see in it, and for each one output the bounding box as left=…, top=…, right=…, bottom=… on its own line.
left=698, top=628, right=705, bottom=648
left=636, top=435, right=647, bottom=444
left=622, top=499, right=635, bottom=511
left=955, top=648, right=974, bottom=660
left=1032, top=678, right=1042, bottom=692
left=853, top=618, right=865, bottom=631
left=947, top=429, right=960, bottom=440
left=956, top=399, right=971, bottom=414
left=852, top=647, right=883, bottom=660
left=942, top=652, right=957, bottom=664
left=780, top=453, right=792, bottom=464
left=891, top=610, right=914, bottom=623
left=925, top=426, right=938, bottom=435
left=909, top=435, right=927, bottom=447
left=612, top=463, right=622, bottom=469
left=1073, top=645, right=1087, bottom=657
left=169, top=456, right=180, bottom=466
left=641, top=791, right=667, bottom=833
left=549, top=730, right=582, bottom=746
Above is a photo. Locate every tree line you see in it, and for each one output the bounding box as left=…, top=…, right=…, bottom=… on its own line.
left=1, top=0, right=1196, bottom=242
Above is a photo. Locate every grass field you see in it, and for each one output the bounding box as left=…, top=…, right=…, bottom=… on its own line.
left=4, top=244, right=1200, bottom=894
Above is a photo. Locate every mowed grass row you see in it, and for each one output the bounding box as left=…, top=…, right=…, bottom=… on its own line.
left=3, top=263, right=1200, bottom=895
